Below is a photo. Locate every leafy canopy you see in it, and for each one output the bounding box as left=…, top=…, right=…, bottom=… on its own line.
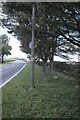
left=2, top=2, right=80, bottom=62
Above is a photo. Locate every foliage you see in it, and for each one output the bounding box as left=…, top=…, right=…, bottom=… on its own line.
left=2, top=2, right=79, bottom=63
left=42, top=3, right=80, bottom=46
left=53, top=61, right=80, bottom=79
left=0, top=34, right=12, bottom=63
left=37, top=60, right=80, bottom=79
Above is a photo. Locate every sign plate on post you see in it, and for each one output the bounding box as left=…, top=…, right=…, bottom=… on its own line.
left=29, top=42, right=32, bottom=49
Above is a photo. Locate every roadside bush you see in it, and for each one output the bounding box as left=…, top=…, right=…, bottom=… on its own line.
left=36, top=61, right=80, bottom=79
left=53, top=61, right=80, bottom=79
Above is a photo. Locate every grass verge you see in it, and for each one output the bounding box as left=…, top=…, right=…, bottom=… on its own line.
left=2, top=62, right=79, bottom=118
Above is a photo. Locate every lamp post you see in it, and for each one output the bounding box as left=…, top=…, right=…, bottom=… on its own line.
left=30, top=4, right=35, bottom=88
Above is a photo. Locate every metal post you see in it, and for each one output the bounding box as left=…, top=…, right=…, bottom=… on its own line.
left=30, top=4, right=35, bottom=88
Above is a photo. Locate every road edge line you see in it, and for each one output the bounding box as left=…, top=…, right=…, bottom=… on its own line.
left=0, top=63, right=26, bottom=88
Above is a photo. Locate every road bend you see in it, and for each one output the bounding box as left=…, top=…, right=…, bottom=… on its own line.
left=0, top=60, right=26, bottom=88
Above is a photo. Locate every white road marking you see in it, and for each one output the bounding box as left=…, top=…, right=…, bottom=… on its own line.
left=0, top=63, right=26, bottom=88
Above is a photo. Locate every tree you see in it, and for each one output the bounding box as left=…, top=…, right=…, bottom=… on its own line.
left=0, top=34, right=12, bottom=63
left=43, top=3, right=80, bottom=46
left=35, top=3, right=79, bottom=71
left=1, top=2, right=79, bottom=70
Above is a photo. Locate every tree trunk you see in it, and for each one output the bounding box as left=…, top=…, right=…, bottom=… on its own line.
left=49, top=62, right=53, bottom=72
left=42, top=62, right=47, bottom=74
left=2, top=55, right=4, bottom=63
left=49, top=55, right=54, bottom=72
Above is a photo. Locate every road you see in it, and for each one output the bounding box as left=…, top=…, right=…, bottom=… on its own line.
left=0, top=60, right=26, bottom=88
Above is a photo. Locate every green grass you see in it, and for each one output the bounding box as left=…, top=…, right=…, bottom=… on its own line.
left=2, top=62, right=79, bottom=118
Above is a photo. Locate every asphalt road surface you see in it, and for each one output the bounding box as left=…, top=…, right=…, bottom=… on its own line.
left=0, top=60, right=26, bottom=88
